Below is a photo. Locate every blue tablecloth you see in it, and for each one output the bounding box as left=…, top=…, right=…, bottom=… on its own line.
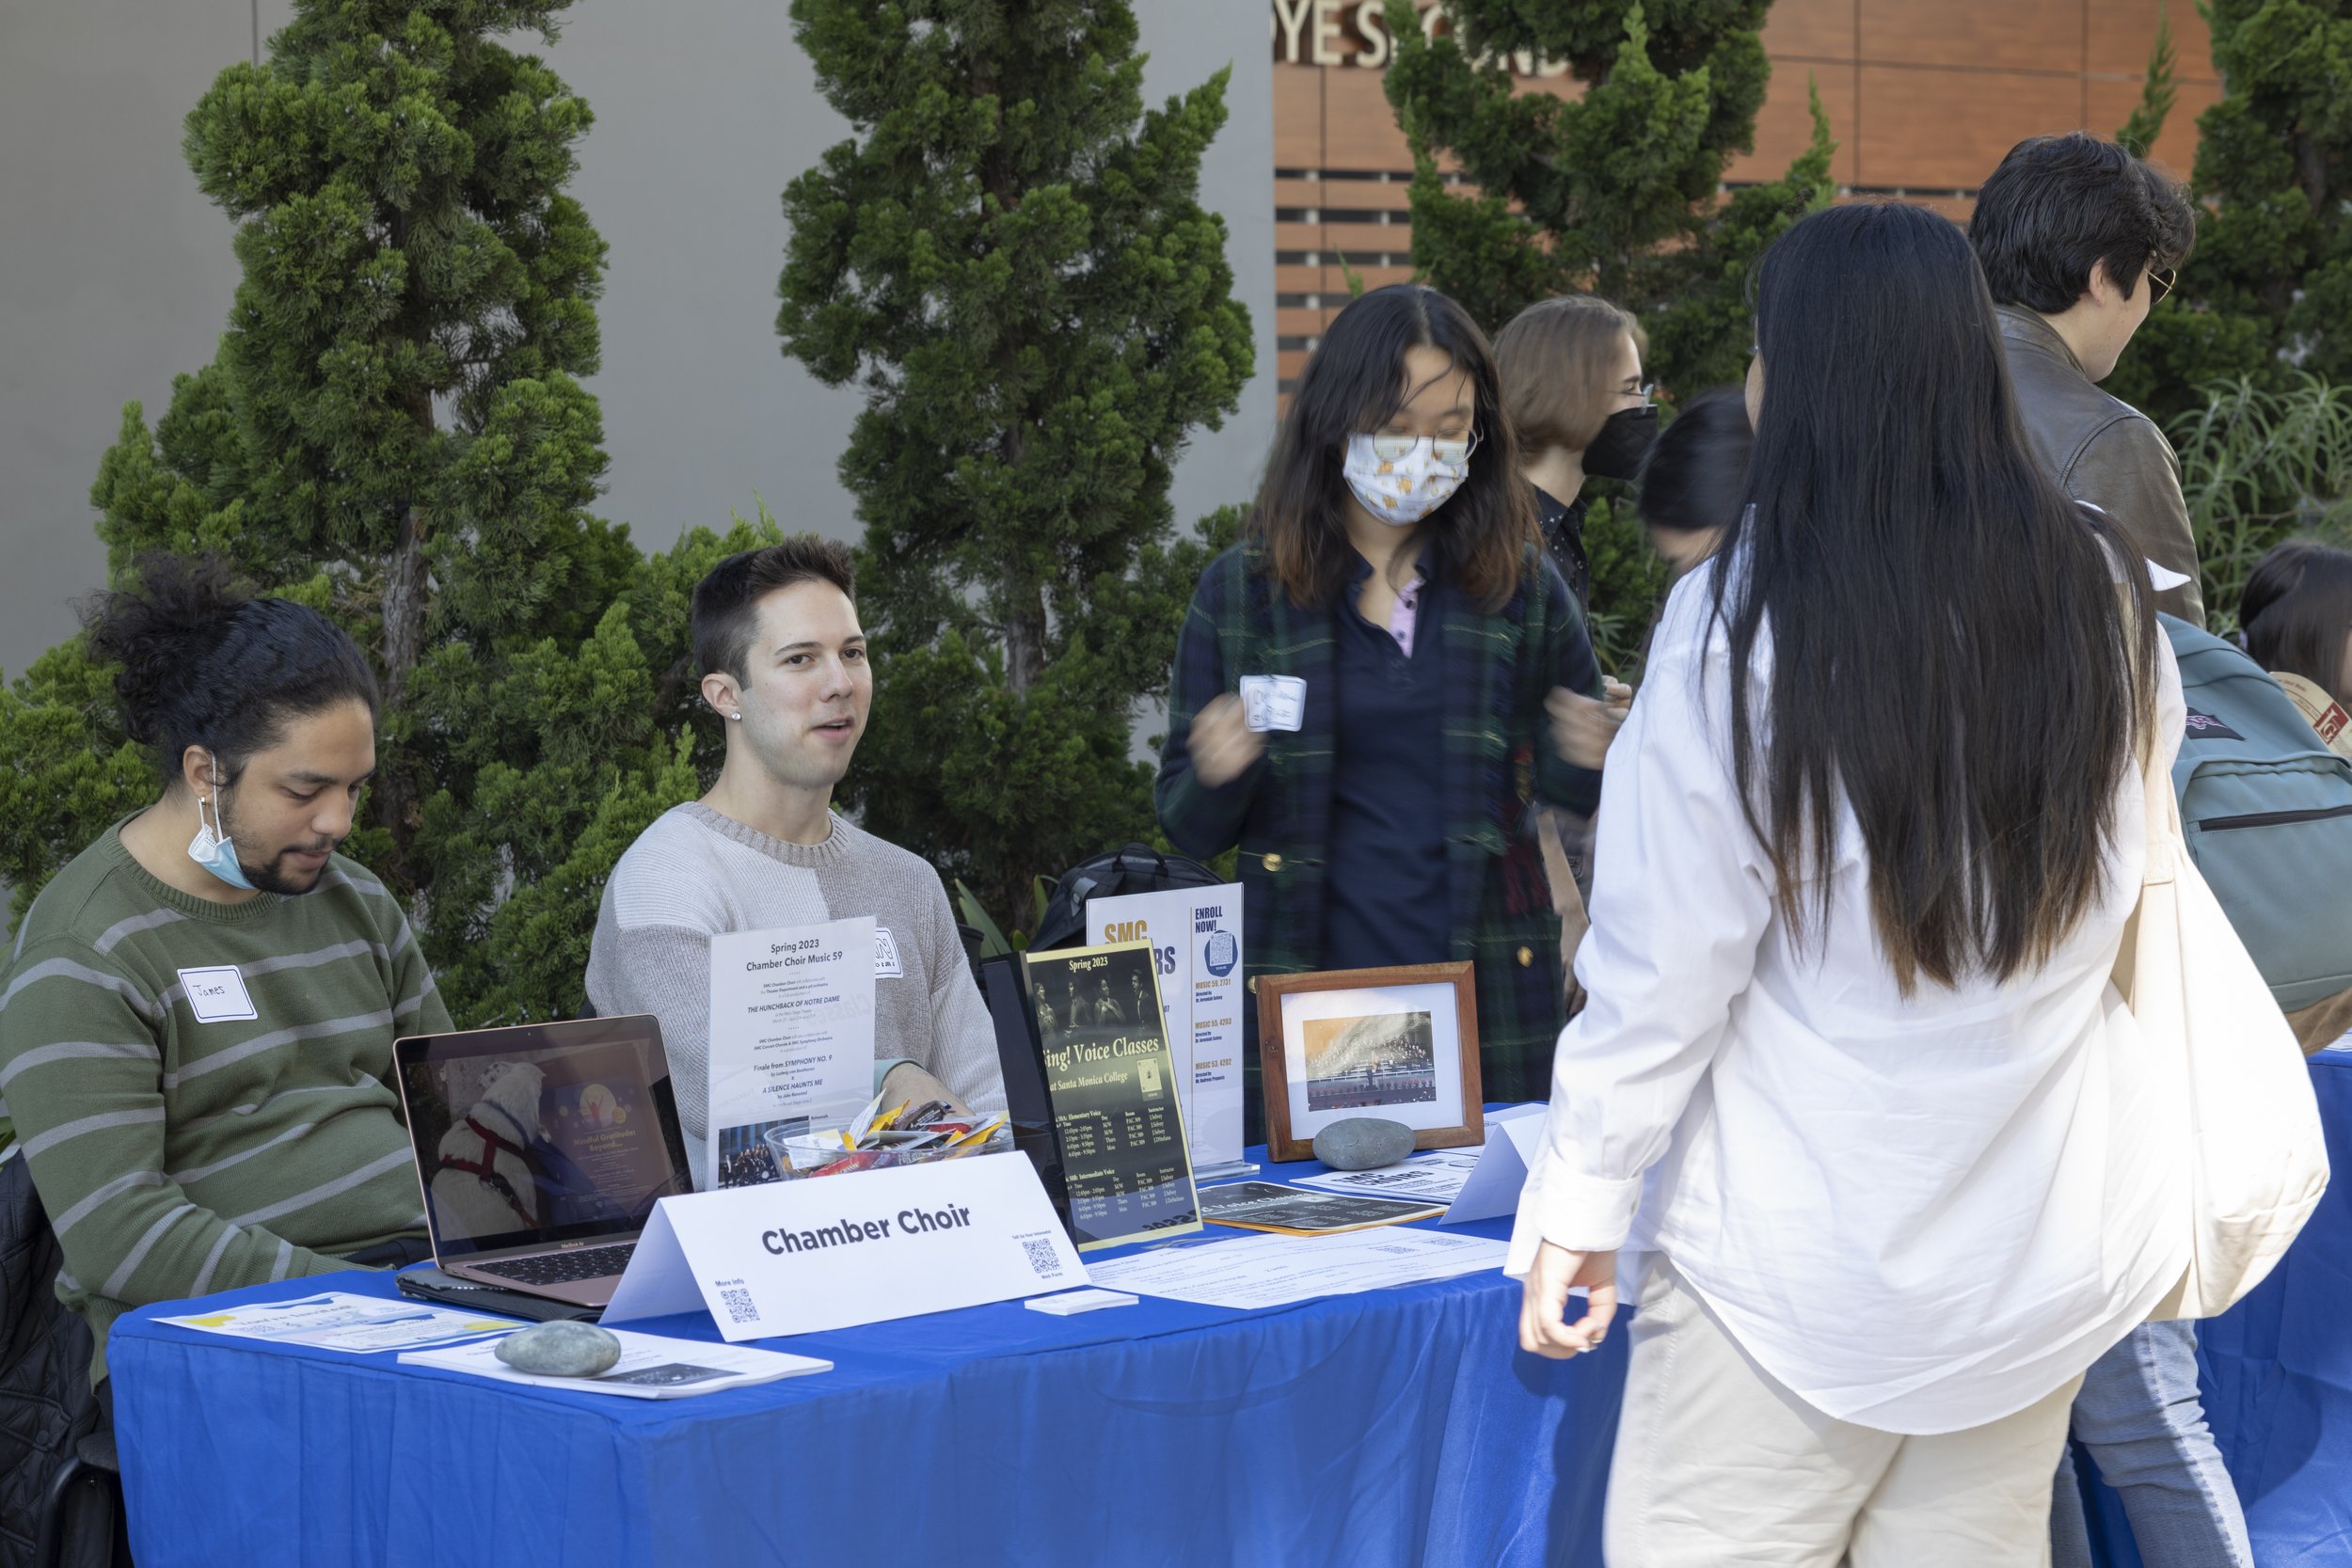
left=109, top=1060, right=2352, bottom=1567
left=2104, top=1050, right=2352, bottom=1566
left=110, top=1148, right=1625, bottom=1568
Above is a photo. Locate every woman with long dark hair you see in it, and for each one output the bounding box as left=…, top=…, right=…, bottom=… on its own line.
left=1513, top=202, right=2181, bottom=1561
left=1155, top=284, right=1604, bottom=1129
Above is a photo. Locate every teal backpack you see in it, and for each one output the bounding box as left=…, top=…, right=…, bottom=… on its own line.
left=2163, top=614, right=2352, bottom=1013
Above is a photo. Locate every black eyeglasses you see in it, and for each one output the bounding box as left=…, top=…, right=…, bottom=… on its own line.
left=2148, top=268, right=2178, bottom=305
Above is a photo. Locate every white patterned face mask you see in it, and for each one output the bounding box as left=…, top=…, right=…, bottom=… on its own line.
left=1343, top=432, right=1477, bottom=525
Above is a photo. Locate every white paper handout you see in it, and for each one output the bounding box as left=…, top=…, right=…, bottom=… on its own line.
left=603, top=1150, right=1089, bottom=1340
left=155, top=1292, right=521, bottom=1354
left=400, top=1329, right=829, bottom=1400
left=1087, top=883, right=1247, bottom=1173
left=706, top=918, right=877, bottom=1186
left=1086, top=1227, right=1507, bottom=1309
left=1290, top=1148, right=1486, bottom=1205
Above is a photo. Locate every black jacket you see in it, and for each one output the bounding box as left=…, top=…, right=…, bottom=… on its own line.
left=1533, top=484, right=1592, bottom=618
left=0, top=1153, right=101, bottom=1568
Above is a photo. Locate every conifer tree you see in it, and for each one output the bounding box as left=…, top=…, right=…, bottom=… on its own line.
left=1381, top=0, right=1836, bottom=393
left=777, top=0, right=1255, bottom=927
left=0, top=0, right=715, bottom=1023
left=2105, top=0, right=2352, bottom=424
left=1380, top=0, right=1834, bottom=668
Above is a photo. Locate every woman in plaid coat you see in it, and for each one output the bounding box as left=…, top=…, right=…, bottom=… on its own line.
left=1155, top=285, right=1604, bottom=1137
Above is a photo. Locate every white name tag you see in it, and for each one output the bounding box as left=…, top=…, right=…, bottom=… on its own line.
left=873, top=926, right=905, bottom=979
left=603, top=1153, right=1088, bottom=1341
left=177, top=966, right=258, bottom=1023
left=1238, top=674, right=1307, bottom=733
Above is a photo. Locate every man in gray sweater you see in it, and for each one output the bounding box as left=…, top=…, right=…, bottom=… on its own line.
left=586, top=537, right=1004, bottom=1187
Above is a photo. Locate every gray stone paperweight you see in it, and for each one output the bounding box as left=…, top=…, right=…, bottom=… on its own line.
left=1313, top=1117, right=1415, bottom=1171
left=495, top=1320, right=623, bottom=1378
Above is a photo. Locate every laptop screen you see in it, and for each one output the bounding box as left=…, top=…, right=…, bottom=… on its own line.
left=393, top=1015, right=694, bottom=1260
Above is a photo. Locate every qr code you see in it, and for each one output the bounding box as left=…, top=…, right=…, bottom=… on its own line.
left=718, top=1286, right=758, bottom=1325
left=1019, top=1235, right=1061, bottom=1277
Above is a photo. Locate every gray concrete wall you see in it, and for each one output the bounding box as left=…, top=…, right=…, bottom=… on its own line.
left=0, top=0, right=1275, bottom=678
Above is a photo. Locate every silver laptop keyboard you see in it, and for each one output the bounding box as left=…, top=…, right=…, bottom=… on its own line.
left=474, top=1243, right=636, bottom=1286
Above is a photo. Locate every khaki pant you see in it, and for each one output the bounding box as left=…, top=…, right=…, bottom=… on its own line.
left=1606, top=1261, right=2084, bottom=1567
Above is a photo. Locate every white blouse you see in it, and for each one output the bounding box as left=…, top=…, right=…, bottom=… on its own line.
left=1508, top=565, right=2189, bottom=1435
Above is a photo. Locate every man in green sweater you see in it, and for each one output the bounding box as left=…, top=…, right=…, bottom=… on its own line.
left=0, top=557, right=447, bottom=1388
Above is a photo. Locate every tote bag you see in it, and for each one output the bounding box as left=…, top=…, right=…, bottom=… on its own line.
left=2115, top=721, right=2331, bottom=1320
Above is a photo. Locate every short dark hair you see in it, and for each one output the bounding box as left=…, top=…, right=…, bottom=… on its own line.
left=1636, top=387, right=1752, bottom=534
left=691, top=535, right=857, bottom=682
left=2242, top=539, right=2352, bottom=703
left=1970, top=134, right=2196, bottom=312
left=81, top=553, right=381, bottom=787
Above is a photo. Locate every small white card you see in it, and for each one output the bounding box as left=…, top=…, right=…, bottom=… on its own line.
left=177, top=966, right=258, bottom=1023
left=1025, top=1288, right=1137, bottom=1315
left=872, top=926, right=905, bottom=979
left=1238, top=674, right=1307, bottom=732
left=602, top=1153, right=1089, bottom=1341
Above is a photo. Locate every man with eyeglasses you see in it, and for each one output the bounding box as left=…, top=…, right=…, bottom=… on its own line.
left=1975, top=136, right=2243, bottom=1568
left=1971, top=132, right=2205, bottom=626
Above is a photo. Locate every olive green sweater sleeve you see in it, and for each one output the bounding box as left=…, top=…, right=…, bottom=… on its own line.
left=0, top=834, right=445, bottom=1381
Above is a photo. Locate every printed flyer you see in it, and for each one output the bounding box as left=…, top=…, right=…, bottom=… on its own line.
left=1020, top=941, right=1203, bottom=1250
left=1084, top=884, right=1246, bottom=1172
left=706, top=917, right=876, bottom=1187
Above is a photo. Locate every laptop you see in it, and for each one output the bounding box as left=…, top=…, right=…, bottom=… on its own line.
left=392, top=1014, right=694, bottom=1307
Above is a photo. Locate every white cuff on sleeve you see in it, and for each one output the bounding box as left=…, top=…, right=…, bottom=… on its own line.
left=1503, top=1158, right=1644, bottom=1276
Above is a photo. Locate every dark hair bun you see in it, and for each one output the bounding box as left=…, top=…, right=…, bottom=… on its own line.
left=77, top=552, right=381, bottom=782
left=81, top=555, right=250, bottom=749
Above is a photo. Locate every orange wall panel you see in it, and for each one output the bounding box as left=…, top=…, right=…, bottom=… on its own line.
left=2085, top=0, right=2217, bottom=82
left=1274, top=62, right=1326, bottom=168
left=1760, top=0, right=1858, bottom=62
left=2082, top=76, right=2221, bottom=176
left=1858, top=66, right=2100, bottom=189
left=1859, top=0, right=2086, bottom=74
left=1321, top=65, right=1416, bottom=171
left=1728, top=60, right=1860, bottom=184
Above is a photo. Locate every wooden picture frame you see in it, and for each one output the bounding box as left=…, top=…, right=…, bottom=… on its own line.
left=1256, top=962, right=1485, bottom=1164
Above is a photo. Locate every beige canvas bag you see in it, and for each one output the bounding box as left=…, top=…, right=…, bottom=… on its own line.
left=2116, top=697, right=2332, bottom=1319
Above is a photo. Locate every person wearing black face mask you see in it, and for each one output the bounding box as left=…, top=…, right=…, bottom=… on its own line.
left=1494, top=294, right=1659, bottom=617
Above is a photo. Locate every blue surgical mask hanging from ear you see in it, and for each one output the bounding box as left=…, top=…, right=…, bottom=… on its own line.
left=186, top=763, right=256, bottom=892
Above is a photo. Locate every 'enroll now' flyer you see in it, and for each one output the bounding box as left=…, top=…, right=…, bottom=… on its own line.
left=1086, top=884, right=1247, bottom=1171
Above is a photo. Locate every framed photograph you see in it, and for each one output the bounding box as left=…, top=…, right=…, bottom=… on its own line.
left=1255, top=963, right=1484, bottom=1164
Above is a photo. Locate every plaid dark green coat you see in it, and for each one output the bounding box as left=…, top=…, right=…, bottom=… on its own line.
left=1155, top=542, right=1603, bottom=1131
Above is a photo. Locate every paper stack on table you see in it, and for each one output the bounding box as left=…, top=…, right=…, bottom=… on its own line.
left=1197, top=1180, right=1442, bottom=1235
left=155, top=1292, right=522, bottom=1354
left=1086, top=1227, right=1506, bottom=1309
left=401, top=1329, right=830, bottom=1399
